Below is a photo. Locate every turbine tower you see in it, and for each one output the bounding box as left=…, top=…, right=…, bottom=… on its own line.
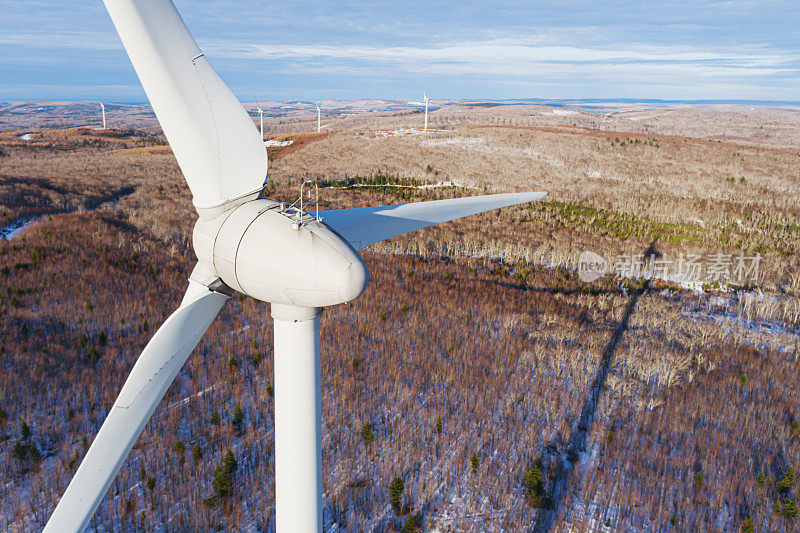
left=256, top=102, right=264, bottom=139
left=424, top=91, right=429, bottom=133
left=98, top=99, right=106, bottom=129
left=44, top=1, right=547, bottom=532
left=316, top=104, right=321, bottom=133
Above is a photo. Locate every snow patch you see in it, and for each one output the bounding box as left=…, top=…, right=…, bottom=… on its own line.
left=264, top=139, right=294, bottom=147
left=1, top=216, right=37, bottom=240
left=584, top=169, right=602, bottom=179
left=417, top=135, right=565, bottom=168
left=736, top=218, right=764, bottom=234
left=421, top=137, right=485, bottom=148
left=374, top=128, right=426, bottom=137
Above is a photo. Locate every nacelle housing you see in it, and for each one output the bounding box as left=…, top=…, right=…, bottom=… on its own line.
left=193, top=199, right=368, bottom=307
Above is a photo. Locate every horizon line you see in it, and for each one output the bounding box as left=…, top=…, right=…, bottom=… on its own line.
left=3, top=97, right=800, bottom=107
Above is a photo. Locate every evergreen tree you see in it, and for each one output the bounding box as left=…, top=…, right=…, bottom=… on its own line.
left=524, top=462, right=545, bottom=505
left=223, top=449, right=238, bottom=475
left=470, top=452, right=479, bottom=474
left=783, top=499, right=799, bottom=519
left=402, top=514, right=417, bottom=533
left=389, top=477, right=405, bottom=514
left=192, top=443, right=203, bottom=463
left=212, top=464, right=232, bottom=497
left=435, top=415, right=442, bottom=435
left=174, top=441, right=185, bottom=465
left=361, top=423, right=374, bottom=447
left=12, top=441, right=28, bottom=460
left=232, top=406, right=244, bottom=434
left=212, top=450, right=238, bottom=498
left=778, top=466, right=796, bottom=494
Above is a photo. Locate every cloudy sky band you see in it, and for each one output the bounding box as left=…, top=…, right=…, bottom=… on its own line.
left=0, top=0, right=797, bottom=101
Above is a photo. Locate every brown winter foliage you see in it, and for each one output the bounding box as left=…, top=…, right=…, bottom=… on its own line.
left=0, top=104, right=799, bottom=531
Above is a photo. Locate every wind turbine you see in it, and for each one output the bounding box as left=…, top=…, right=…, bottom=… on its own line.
left=44, top=1, right=546, bottom=532
left=315, top=104, right=321, bottom=133
left=424, top=91, right=429, bottom=133
left=256, top=102, right=264, bottom=139
left=98, top=99, right=106, bottom=129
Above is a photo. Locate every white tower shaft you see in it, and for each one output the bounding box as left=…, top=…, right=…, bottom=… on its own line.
left=316, top=106, right=321, bottom=133
left=272, top=304, right=323, bottom=533
left=100, top=102, right=106, bottom=129
left=423, top=93, right=428, bottom=133
left=259, top=109, right=264, bottom=139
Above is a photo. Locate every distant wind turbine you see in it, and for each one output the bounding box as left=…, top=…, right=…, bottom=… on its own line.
left=256, top=103, right=264, bottom=139
left=98, top=99, right=106, bottom=129
left=423, top=92, right=429, bottom=133
left=315, top=104, right=321, bottom=133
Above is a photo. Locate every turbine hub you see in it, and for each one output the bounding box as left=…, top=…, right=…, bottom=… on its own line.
left=193, top=198, right=368, bottom=307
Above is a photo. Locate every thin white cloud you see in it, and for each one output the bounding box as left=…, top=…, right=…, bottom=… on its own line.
left=204, top=39, right=798, bottom=80
left=0, top=31, right=120, bottom=50
left=215, top=41, right=778, bottom=63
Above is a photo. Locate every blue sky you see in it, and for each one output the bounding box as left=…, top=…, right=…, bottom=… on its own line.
left=0, top=0, right=798, bottom=102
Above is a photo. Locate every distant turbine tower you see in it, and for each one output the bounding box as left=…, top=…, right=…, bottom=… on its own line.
left=423, top=92, right=429, bottom=133
left=315, top=104, right=321, bottom=133
left=98, top=99, right=106, bottom=129
left=256, top=103, right=264, bottom=139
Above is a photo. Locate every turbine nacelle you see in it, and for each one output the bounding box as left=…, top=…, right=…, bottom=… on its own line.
left=193, top=198, right=368, bottom=307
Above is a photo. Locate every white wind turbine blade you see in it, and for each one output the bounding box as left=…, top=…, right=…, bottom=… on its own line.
left=103, top=0, right=267, bottom=208
left=320, top=191, right=547, bottom=250
left=44, top=280, right=228, bottom=533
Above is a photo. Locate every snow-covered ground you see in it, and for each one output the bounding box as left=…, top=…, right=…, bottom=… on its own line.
left=18, top=133, right=32, bottom=140
left=264, top=139, right=293, bottom=147
left=374, top=128, right=426, bottom=137
left=420, top=137, right=485, bottom=148
left=373, top=128, right=447, bottom=137
left=0, top=191, right=133, bottom=242
left=416, top=180, right=477, bottom=190
left=418, top=135, right=565, bottom=168
left=0, top=216, right=38, bottom=240
left=324, top=180, right=478, bottom=192
left=683, top=291, right=799, bottom=341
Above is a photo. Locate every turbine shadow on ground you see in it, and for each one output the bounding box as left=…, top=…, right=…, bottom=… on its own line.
left=530, top=241, right=659, bottom=533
